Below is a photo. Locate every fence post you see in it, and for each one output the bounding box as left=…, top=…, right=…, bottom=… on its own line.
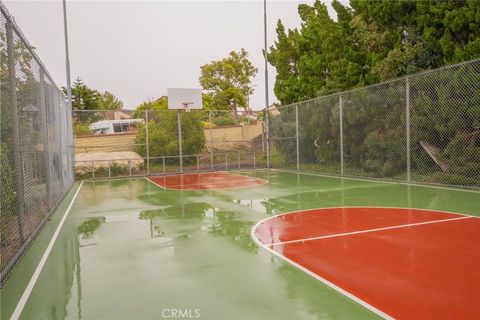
left=39, top=69, right=51, bottom=210
left=108, top=161, right=111, bottom=178
left=177, top=110, right=183, bottom=173
left=6, top=19, right=25, bottom=243
left=225, top=154, right=228, bottom=170
left=129, top=160, right=132, bottom=177
left=145, top=110, right=150, bottom=175
left=253, top=152, right=256, bottom=169
left=339, top=94, right=344, bottom=176
left=295, top=104, right=300, bottom=171
left=265, top=109, right=270, bottom=168
left=406, top=77, right=411, bottom=182
left=197, top=155, right=200, bottom=172
left=209, top=111, right=213, bottom=171
left=162, top=156, right=165, bottom=174
left=237, top=151, right=240, bottom=169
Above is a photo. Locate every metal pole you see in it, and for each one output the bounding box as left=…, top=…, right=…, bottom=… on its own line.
left=178, top=110, right=183, bottom=173
left=225, top=154, right=228, bottom=170
left=62, top=0, right=72, bottom=109
left=129, top=160, right=132, bottom=176
left=253, top=152, right=256, bottom=169
left=295, top=104, right=299, bottom=171
left=339, top=94, right=344, bottom=175
left=406, top=77, right=411, bottom=182
left=209, top=111, right=213, bottom=171
left=263, top=0, right=270, bottom=168
left=39, top=69, right=52, bottom=210
left=162, top=156, right=165, bottom=174
left=108, top=161, right=111, bottom=178
left=6, top=19, right=25, bottom=243
left=145, top=110, right=150, bottom=175
left=197, top=155, right=200, bottom=172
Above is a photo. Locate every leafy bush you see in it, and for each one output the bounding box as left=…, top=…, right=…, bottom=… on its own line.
left=0, top=144, right=16, bottom=217
left=214, top=116, right=235, bottom=127
left=135, top=111, right=205, bottom=158
left=74, top=122, right=92, bottom=136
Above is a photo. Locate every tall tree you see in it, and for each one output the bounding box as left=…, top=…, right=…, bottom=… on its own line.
left=63, top=78, right=123, bottom=111
left=199, top=48, right=258, bottom=123
left=99, top=91, right=122, bottom=110
left=268, top=0, right=480, bottom=104
left=267, top=0, right=480, bottom=186
left=63, top=78, right=101, bottom=111
left=133, top=97, right=205, bottom=158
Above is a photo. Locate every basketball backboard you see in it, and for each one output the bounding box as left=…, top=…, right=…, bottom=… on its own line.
left=167, top=88, right=203, bottom=110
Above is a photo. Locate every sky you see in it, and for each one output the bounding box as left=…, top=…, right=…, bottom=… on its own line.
left=4, top=0, right=347, bottom=110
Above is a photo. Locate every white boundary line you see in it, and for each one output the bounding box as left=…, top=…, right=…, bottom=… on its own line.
left=250, top=219, right=395, bottom=320
left=260, top=206, right=479, bottom=222
left=143, top=171, right=269, bottom=191
left=10, top=181, right=84, bottom=320
left=271, top=168, right=480, bottom=194
left=266, top=216, right=472, bottom=246
left=250, top=206, right=479, bottom=320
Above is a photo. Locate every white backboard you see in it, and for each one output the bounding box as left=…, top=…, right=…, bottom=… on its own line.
left=167, top=88, right=203, bottom=110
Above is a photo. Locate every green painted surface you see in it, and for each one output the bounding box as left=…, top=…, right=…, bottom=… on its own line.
left=2, top=170, right=479, bottom=320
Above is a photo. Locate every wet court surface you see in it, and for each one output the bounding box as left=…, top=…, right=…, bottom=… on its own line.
left=2, top=170, right=479, bottom=319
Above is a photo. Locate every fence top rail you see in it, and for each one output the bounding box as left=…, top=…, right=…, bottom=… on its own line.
left=0, top=2, right=64, bottom=96
left=270, top=58, right=480, bottom=112
left=74, top=152, right=262, bottom=162
left=73, top=109, right=262, bottom=114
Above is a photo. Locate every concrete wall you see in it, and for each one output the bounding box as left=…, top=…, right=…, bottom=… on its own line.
left=205, top=123, right=263, bottom=149
left=75, top=133, right=138, bottom=153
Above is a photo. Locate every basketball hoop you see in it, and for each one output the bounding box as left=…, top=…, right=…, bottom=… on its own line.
left=182, top=102, right=194, bottom=112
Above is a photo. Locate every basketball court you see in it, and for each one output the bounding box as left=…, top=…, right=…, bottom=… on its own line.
left=146, top=172, right=268, bottom=190
left=2, top=170, right=479, bottom=320
left=2, top=3, right=480, bottom=319
left=253, top=207, right=480, bottom=319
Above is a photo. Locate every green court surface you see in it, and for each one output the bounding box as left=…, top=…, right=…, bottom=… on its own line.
left=2, top=170, right=479, bottom=320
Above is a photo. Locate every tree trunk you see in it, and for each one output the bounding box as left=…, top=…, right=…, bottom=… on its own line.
left=232, top=103, right=239, bottom=125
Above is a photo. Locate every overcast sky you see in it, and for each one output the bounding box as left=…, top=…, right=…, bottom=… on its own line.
left=4, top=0, right=347, bottom=110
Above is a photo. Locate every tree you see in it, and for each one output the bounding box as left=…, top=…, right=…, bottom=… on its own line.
left=199, top=49, right=258, bottom=123
left=266, top=0, right=480, bottom=186
left=64, top=78, right=124, bottom=135
left=63, top=78, right=123, bottom=111
left=63, top=78, right=101, bottom=111
left=268, top=0, right=480, bottom=104
left=134, top=97, right=205, bottom=160
left=132, top=96, right=168, bottom=119
left=99, top=91, right=122, bottom=110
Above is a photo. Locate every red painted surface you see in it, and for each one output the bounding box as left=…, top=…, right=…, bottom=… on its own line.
left=254, top=207, right=462, bottom=245
left=148, top=172, right=266, bottom=190
left=255, top=208, right=480, bottom=319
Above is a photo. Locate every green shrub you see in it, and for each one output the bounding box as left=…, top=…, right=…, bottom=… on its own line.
left=135, top=111, right=205, bottom=157
left=214, top=116, right=235, bottom=127
left=0, top=144, right=16, bottom=218
left=74, top=122, right=92, bottom=136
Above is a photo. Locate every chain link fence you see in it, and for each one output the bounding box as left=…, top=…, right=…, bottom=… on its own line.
left=269, top=59, right=480, bottom=190
left=72, top=109, right=267, bottom=179
left=73, top=60, right=479, bottom=190
left=0, top=4, right=75, bottom=286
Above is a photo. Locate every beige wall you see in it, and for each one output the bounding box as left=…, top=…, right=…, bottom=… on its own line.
left=75, top=123, right=263, bottom=153
left=75, top=133, right=137, bottom=153
left=205, top=123, right=262, bottom=149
